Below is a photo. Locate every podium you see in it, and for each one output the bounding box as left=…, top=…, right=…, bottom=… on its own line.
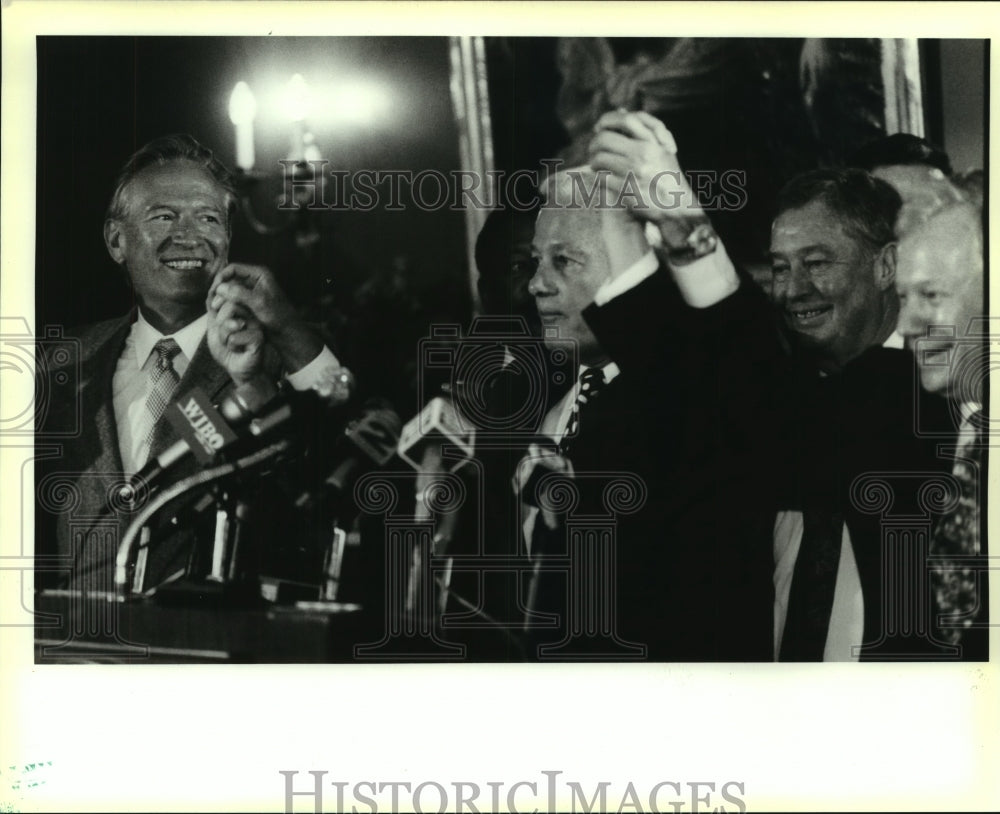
left=33, top=591, right=367, bottom=663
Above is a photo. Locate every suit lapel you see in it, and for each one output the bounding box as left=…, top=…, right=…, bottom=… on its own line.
left=67, top=316, right=132, bottom=586
left=77, top=316, right=130, bottom=489
left=90, top=326, right=130, bottom=478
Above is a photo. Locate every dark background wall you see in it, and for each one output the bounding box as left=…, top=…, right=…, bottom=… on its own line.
left=35, top=36, right=986, bottom=411
left=35, top=36, right=469, bottom=332
left=940, top=39, right=987, bottom=173
left=483, top=37, right=987, bottom=267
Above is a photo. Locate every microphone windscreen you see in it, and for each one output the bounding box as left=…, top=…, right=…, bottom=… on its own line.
left=218, top=378, right=280, bottom=425
left=344, top=409, right=403, bottom=466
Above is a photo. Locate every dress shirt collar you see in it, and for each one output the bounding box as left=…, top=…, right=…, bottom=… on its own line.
left=816, top=330, right=908, bottom=378
left=132, top=310, right=207, bottom=368
left=883, top=331, right=905, bottom=350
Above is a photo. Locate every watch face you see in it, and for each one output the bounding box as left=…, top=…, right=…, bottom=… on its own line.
left=688, top=223, right=719, bottom=257
left=312, top=365, right=355, bottom=404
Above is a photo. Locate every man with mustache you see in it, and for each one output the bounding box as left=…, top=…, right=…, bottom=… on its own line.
left=36, top=134, right=338, bottom=593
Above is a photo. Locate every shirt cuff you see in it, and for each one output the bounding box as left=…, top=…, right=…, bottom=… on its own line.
left=669, top=243, right=740, bottom=308
left=593, top=251, right=659, bottom=306
left=284, top=345, right=341, bottom=391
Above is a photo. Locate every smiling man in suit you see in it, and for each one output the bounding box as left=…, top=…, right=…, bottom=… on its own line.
left=35, top=134, right=337, bottom=594
left=519, top=112, right=782, bottom=660
left=896, top=198, right=988, bottom=659
left=768, top=170, right=903, bottom=374
left=767, top=170, right=958, bottom=661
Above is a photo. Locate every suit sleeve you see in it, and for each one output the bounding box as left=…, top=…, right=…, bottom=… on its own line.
left=583, top=260, right=787, bottom=660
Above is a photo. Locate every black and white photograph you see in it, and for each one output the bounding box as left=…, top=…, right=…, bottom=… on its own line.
left=1, top=2, right=996, bottom=812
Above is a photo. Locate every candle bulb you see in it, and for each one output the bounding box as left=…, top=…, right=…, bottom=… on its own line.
left=282, top=74, right=313, bottom=161
left=233, top=121, right=254, bottom=171
left=228, top=81, right=257, bottom=171
left=283, top=73, right=310, bottom=122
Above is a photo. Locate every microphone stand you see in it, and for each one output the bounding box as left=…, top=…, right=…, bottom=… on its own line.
left=114, top=438, right=293, bottom=602
left=320, top=524, right=348, bottom=601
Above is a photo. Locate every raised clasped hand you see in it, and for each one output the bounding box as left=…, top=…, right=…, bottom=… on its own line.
left=587, top=109, right=704, bottom=224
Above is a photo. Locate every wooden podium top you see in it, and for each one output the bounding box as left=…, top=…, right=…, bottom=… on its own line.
left=33, top=590, right=367, bottom=663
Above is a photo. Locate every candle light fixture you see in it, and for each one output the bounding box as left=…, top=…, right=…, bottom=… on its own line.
left=228, top=81, right=257, bottom=171
left=227, top=77, right=322, bottom=244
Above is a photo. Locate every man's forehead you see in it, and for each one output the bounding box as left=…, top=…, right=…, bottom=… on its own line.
left=770, top=200, right=852, bottom=248
left=899, top=229, right=974, bottom=284
left=534, top=206, right=599, bottom=246
left=873, top=164, right=951, bottom=200
left=130, top=160, right=226, bottom=202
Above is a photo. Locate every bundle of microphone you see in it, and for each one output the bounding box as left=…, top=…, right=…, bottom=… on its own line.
left=116, top=368, right=542, bottom=661
left=114, top=369, right=404, bottom=605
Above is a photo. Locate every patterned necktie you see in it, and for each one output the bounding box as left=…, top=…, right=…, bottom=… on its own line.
left=930, top=416, right=983, bottom=645
left=559, top=367, right=605, bottom=455
left=144, top=338, right=182, bottom=447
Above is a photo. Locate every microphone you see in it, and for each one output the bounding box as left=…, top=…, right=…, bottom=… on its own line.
left=119, top=378, right=280, bottom=502
left=294, top=403, right=402, bottom=602
left=397, top=396, right=475, bottom=473
left=217, top=375, right=283, bottom=425
left=396, top=396, right=478, bottom=619
left=119, top=368, right=355, bottom=502
left=327, top=406, right=403, bottom=490
left=512, top=442, right=573, bottom=509
left=295, top=402, right=403, bottom=513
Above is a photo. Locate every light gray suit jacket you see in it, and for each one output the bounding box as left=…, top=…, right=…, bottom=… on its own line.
left=36, top=313, right=235, bottom=591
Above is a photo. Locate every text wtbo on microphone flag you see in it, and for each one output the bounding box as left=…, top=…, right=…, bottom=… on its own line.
left=165, top=387, right=239, bottom=463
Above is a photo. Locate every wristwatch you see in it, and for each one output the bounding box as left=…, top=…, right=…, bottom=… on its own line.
left=661, top=217, right=719, bottom=265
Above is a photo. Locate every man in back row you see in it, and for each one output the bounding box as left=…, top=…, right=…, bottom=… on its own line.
left=770, top=159, right=987, bottom=660
left=767, top=168, right=950, bottom=660
left=897, top=197, right=988, bottom=659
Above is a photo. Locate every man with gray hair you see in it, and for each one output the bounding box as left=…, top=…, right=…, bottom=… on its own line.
left=36, top=134, right=337, bottom=593
left=896, top=198, right=987, bottom=658
left=517, top=112, right=782, bottom=660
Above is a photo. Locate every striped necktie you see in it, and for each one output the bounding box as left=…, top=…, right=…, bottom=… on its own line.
left=559, top=367, right=605, bottom=455
left=144, top=337, right=182, bottom=447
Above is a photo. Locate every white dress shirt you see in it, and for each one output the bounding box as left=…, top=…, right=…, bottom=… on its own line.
left=113, top=312, right=207, bottom=475
left=772, top=332, right=907, bottom=661
left=112, top=310, right=339, bottom=475
left=772, top=512, right=864, bottom=661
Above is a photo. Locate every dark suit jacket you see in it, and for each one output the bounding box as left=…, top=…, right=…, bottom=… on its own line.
left=774, top=345, right=963, bottom=659
left=528, top=267, right=784, bottom=661
left=35, top=313, right=236, bottom=593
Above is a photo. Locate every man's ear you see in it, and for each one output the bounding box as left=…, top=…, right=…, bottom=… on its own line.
left=103, top=219, right=126, bottom=265
left=874, top=241, right=897, bottom=291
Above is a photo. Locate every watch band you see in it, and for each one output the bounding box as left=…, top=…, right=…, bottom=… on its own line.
left=662, top=218, right=719, bottom=265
